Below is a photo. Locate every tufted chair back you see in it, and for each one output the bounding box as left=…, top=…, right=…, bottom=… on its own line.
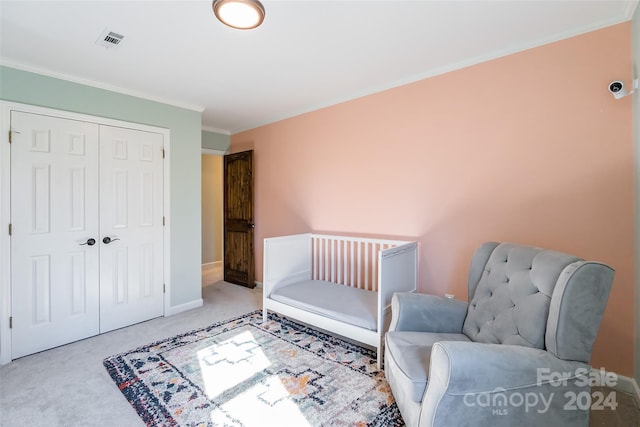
left=462, top=242, right=614, bottom=363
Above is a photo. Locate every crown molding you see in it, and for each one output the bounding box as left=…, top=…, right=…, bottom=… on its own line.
left=231, top=16, right=634, bottom=134
left=624, top=0, right=639, bottom=19
left=202, top=125, right=231, bottom=135
left=1, top=60, right=206, bottom=113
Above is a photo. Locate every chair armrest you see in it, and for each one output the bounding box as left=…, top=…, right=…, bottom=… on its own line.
left=421, top=341, right=591, bottom=427
left=429, top=341, right=590, bottom=393
left=389, top=292, right=468, bottom=333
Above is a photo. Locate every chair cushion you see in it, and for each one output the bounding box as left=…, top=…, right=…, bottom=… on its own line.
left=463, top=243, right=579, bottom=349
left=385, top=331, right=470, bottom=403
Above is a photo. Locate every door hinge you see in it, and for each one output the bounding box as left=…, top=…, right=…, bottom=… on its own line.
left=8, top=223, right=12, bottom=236
left=163, top=284, right=166, bottom=293
left=162, top=148, right=165, bottom=159
left=9, top=317, right=12, bottom=329
left=8, top=130, right=20, bottom=144
left=163, top=216, right=165, bottom=226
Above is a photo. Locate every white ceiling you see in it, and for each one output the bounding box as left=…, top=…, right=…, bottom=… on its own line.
left=1, top=1, right=637, bottom=134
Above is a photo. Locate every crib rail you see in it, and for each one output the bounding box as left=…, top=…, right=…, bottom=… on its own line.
left=310, top=234, right=409, bottom=292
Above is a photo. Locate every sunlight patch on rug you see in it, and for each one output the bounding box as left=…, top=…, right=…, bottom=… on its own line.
left=196, top=330, right=271, bottom=398
left=103, top=311, right=402, bottom=426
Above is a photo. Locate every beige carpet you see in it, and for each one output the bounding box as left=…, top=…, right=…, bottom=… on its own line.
left=0, top=281, right=261, bottom=427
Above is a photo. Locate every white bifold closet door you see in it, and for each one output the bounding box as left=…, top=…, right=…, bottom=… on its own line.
left=10, top=111, right=164, bottom=359
left=98, top=125, right=164, bottom=333
left=11, top=112, right=100, bottom=359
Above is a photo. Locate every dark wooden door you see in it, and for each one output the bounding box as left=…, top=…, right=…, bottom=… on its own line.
left=223, top=150, right=255, bottom=288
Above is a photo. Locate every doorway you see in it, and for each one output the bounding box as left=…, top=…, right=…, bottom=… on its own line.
left=222, top=150, right=255, bottom=288
left=202, top=149, right=224, bottom=287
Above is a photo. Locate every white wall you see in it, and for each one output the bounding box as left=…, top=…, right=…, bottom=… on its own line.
left=632, top=3, right=640, bottom=387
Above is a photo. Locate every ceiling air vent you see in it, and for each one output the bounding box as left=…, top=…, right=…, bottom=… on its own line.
left=96, top=29, right=124, bottom=49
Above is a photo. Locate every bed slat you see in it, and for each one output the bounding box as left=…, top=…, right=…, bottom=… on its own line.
left=307, top=235, right=409, bottom=291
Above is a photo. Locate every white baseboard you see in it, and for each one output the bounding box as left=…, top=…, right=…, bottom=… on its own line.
left=165, top=298, right=203, bottom=316
left=255, top=281, right=263, bottom=288
left=202, top=261, right=223, bottom=268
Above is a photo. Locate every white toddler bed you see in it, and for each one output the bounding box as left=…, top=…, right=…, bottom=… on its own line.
left=263, top=233, right=418, bottom=367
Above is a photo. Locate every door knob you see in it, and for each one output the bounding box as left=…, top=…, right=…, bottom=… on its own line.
left=247, top=223, right=255, bottom=229
left=102, top=236, right=120, bottom=244
left=80, top=238, right=96, bottom=246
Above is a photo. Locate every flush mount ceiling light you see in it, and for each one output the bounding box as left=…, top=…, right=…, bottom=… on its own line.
left=212, top=0, right=265, bottom=30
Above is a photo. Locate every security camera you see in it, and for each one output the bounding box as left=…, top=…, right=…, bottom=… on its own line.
left=608, top=80, right=629, bottom=99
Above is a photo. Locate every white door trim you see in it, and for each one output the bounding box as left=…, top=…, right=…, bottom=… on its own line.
left=201, top=148, right=225, bottom=280
left=202, top=148, right=227, bottom=156
left=0, top=101, right=171, bottom=364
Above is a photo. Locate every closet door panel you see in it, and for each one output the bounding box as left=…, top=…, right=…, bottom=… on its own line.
left=98, top=125, right=164, bottom=333
left=10, top=111, right=100, bottom=359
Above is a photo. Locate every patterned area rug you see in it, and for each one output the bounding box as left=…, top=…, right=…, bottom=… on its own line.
left=103, top=311, right=403, bottom=426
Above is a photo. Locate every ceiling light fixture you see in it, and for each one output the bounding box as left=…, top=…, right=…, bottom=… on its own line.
left=212, top=0, right=265, bottom=30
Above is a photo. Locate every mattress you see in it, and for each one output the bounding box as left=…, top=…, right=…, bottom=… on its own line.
left=269, top=280, right=378, bottom=331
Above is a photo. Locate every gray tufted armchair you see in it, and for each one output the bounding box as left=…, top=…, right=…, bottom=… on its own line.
left=384, top=242, right=614, bottom=427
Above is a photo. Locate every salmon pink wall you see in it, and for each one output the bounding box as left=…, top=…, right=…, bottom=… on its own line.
left=231, top=24, right=634, bottom=375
